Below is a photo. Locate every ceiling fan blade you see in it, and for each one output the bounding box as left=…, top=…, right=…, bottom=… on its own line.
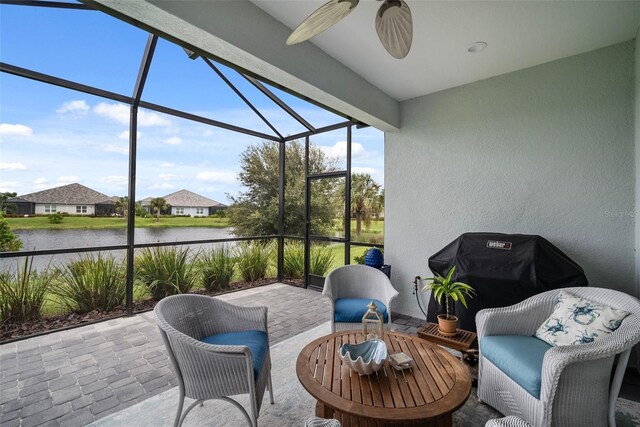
left=287, top=0, right=359, bottom=45
left=375, top=0, right=413, bottom=59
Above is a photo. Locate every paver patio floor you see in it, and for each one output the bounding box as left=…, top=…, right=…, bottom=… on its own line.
left=0, top=283, right=423, bottom=427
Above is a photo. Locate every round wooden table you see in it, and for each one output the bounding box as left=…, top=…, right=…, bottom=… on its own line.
left=296, top=331, right=471, bottom=427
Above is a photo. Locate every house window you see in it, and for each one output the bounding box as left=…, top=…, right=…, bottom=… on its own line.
left=44, top=204, right=57, bottom=213
left=196, top=208, right=204, bottom=215
left=175, top=207, right=184, bottom=215
left=76, top=205, right=87, bottom=214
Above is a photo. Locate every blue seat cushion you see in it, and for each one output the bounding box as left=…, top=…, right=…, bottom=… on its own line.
left=480, top=335, right=552, bottom=399
left=201, top=330, right=268, bottom=379
left=334, top=298, right=388, bottom=323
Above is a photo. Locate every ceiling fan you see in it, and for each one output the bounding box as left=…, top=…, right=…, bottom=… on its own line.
left=286, top=0, right=413, bottom=59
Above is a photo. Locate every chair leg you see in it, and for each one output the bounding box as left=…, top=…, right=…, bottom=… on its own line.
left=268, top=369, right=275, bottom=404
left=609, top=348, right=632, bottom=427
left=174, top=388, right=185, bottom=427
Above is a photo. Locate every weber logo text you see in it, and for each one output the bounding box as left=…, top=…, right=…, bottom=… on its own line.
left=487, top=240, right=512, bottom=250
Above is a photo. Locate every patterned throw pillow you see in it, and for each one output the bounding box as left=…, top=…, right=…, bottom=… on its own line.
left=534, top=291, right=630, bottom=346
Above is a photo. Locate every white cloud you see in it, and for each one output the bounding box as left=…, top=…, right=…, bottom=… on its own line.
left=34, top=178, right=49, bottom=189
left=0, top=162, right=27, bottom=171
left=117, top=131, right=141, bottom=140
left=0, top=181, right=22, bottom=192
left=319, top=141, right=365, bottom=158
left=352, top=167, right=377, bottom=176
left=159, top=162, right=175, bottom=168
left=101, top=144, right=129, bottom=155
left=159, top=173, right=183, bottom=181
left=94, top=102, right=171, bottom=127
left=57, top=176, right=78, bottom=185
left=56, top=100, right=90, bottom=116
left=164, top=137, right=182, bottom=145
left=0, top=123, right=33, bottom=137
left=149, top=183, right=176, bottom=190
left=99, top=175, right=128, bottom=186
left=196, top=171, right=237, bottom=184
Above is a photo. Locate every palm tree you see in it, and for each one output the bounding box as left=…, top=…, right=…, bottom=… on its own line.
left=115, top=196, right=129, bottom=218
left=149, top=197, right=169, bottom=222
left=350, top=173, right=381, bottom=238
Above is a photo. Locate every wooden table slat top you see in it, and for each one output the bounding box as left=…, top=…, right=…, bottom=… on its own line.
left=296, top=331, right=472, bottom=423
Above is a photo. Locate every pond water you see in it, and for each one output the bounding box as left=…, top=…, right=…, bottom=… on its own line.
left=2, top=227, right=238, bottom=271
left=15, top=227, right=234, bottom=251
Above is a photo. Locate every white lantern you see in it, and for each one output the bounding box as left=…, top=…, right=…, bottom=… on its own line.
left=362, top=300, right=384, bottom=341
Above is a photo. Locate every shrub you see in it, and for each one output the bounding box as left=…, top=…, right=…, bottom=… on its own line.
left=0, top=257, right=54, bottom=323
left=283, top=241, right=305, bottom=278
left=0, top=214, right=22, bottom=252
left=48, top=212, right=64, bottom=224
left=310, top=245, right=335, bottom=276
left=135, top=246, right=198, bottom=300
left=236, top=242, right=271, bottom=282
left=53, top=254, right=126, bottom=313
left=200, top=246, right=236, bottom=292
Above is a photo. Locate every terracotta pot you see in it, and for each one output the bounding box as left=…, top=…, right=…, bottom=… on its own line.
left=437, top=314, right=458, bottom=336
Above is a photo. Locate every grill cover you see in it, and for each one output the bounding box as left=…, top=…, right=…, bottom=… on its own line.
left=426, top=233, right=588, bottom=331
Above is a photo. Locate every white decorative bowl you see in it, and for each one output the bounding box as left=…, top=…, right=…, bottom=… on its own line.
left=339, top=339, right=388, bottom=375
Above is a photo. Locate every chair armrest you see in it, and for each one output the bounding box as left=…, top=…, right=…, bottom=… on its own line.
left=323, top=274, right=336, bottom=301
left=476, top=295, right=555, bottom=340
left=540, top=318, right=640, bottom=402
left=163, top=328, right=257, bottom=394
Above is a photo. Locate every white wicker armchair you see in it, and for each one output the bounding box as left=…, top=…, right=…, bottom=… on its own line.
left=477, top=287, right=640, bottom=427
left=154, top=294, right=274, bottom=427
left=323, top=265, right=399, bottom=332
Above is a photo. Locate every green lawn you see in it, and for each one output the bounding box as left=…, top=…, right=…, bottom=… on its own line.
left=7, top=216, right=230, bottom=231
left=333, top=219, right=384, bottom=245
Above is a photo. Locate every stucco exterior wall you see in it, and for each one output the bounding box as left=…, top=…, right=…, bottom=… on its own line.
left=385, top=42, right=635, bottom=319
left=34, top=204, right=95, bottom=215
left=171, top=206, right=208, bottom=217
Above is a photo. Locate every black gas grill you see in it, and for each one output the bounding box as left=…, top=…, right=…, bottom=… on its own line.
left=426, top=233, right=588, bottom=331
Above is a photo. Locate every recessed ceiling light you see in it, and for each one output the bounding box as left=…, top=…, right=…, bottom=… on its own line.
left=468, top=42, right=487, bottom=53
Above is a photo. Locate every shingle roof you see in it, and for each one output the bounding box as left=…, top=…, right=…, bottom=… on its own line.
left=162, top=189, right=225, bottom=208
left=9, top=183, right=112, bottom=205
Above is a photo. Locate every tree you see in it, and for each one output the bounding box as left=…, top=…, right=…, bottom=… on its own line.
left=0, top=192, right=17, bottom=214
left=0, top=214, right=22, bottom=251
left=227, top=140, right=339, bottom=237
left=115, top=196, right=129, bottom=218
left=351, top=173, right=381, bottom=237
left=149, top=197, right=169, bottom=222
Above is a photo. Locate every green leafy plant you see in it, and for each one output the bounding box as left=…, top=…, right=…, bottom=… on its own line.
left=53, top=254, right=126, bottom=313
left=0, top=257, right=55, bottom=323
left=0, top=214, right=22, bottom=252
left=135, top=246, right=198, bottom=300
left=421, top=265, right=475, bottom=320
left=200, top=246, right=236, bottom=292
left=309, top=245, right=335, bottom=276
left=236, top=242, right=272, bottom=282
left=48, top=212, right=64, bottom=224
left=283, top=241, right=305, bottom=278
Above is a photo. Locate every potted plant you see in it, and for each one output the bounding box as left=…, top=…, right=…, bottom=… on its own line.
left=422, top=265, right=475, bottom=336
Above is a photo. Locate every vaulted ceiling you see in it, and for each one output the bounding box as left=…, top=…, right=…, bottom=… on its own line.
left=253, top=1, right=640, bottom=101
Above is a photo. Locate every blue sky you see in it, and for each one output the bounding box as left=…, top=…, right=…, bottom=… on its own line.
left=0, top=3, right=384, bottom=205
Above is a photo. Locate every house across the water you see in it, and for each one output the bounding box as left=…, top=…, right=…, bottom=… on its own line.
left=140, top=189, right=226, bottom=217
left=8, top=183, right=117, bottom=216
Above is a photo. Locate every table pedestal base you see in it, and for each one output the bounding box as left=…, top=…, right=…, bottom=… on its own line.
left=315, top=401, right=453, bottom=427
